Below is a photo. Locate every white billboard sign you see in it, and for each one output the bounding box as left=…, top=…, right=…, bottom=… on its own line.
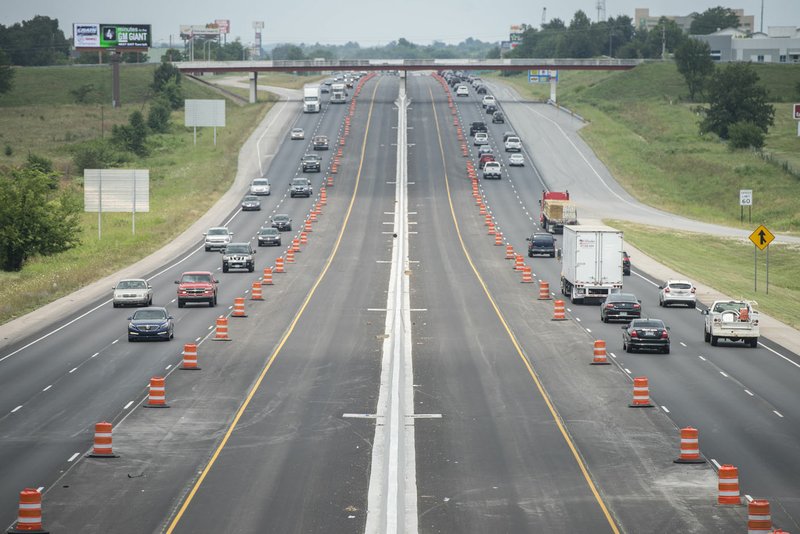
left=84, top=169, right=149, bottom=212
left=185, top=99, right=226, bottom=127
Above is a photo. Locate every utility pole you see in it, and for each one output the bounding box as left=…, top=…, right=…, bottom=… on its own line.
left=760, top=0, right=764, bottom=33
left=661, top=24, right=666, bottom=59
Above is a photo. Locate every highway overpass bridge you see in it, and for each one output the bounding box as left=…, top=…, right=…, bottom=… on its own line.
left=174, top=58, right=644, bottom=103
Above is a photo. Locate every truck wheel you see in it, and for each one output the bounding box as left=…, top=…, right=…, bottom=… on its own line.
left=210, top=296, right=217, bottom=307
left=663, top=346, right=670, bottom=354
left=704, top=329, right=710, bottom=342
left=710, top=335, right=718, bottom=346
left=222, top=265, right=229, bottom=273
left=626, top=344, right=634, bottom=353
left=749, top=338, right=759, bottom=348
left=178, top=300, right=185, bottom=309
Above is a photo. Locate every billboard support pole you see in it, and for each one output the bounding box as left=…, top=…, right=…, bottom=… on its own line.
left=132, top=170, right=136, bottom=235
left=98, top=170, right=103, bottom=240
left=111, top=51, right=121, bottom=108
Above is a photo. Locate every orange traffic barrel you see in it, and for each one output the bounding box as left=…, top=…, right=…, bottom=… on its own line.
left=250, top=281, right=263, bottom=301
left=494, top=232, right=503, bottom=246
left=286, top=249, right=296, bottom=263
left=552, top=299, right=566, bottom=320
left=213, top=316, right=231, bottom=341
left=539, top=280, right=553, bottom=300
left=488, top=222, right=496, bottom=236
left=274, top=257, right=285, bottom=273
left=10, top=488, right=47, bottom=533
left=514, top=254, right=524, bottom=271
left=309, top=210, right=318, bottom=223
left=674, top=427, right=706, bottom=463
left=521, top=265, right=533, bottom=283
left=327, top=176, right=334, bottom=186
left=591, top=340, right=611, bottom=365
left=261, top=267, right=273, bottom=285
left=232, top=297, right=247, bottom=317
left=180, top=343, right=201, bottom=369
left=87, top=421, right=119, bottom=458
left=747, top=499, right=772, bottom=533
left=292, top=238, right=300, bottom=253
left=629, top=377, right=654, bottom=408
left=717, top=464, right=742, bottom=505
left=144, top=376, right=169, bottom=408
left=304, top=220, right=313, bottom=233
left=505, top=245, right=515, bottom=259
left=300, top=232, right=308, bottom=245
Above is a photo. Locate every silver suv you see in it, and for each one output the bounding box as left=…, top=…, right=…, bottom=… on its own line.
left=204, top=227, right=232, bottom=251
left=249, top=178, right=271, bottom=195
left=291, top=178, right=313, bottom=198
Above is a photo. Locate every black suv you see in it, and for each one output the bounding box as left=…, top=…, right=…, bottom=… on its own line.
left=301, top=154, right=321, bottom=172
left=271, top=214, right=292, bottom=231
left=527, top=233, right=556, bottom=258
left=492, top=111, right=505, bottom=123
left=469, top=121, right=488, bottom=136
left=312, top=135, right=329, bottom=150
left=221, top=242, right=256, bottom=273
left=290, top=178, right=313, bottom=198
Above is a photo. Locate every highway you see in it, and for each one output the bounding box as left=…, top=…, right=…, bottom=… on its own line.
left=1, top=71, right=796, bottom=532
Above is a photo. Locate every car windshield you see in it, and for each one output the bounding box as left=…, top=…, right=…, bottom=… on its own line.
left=714, top=301, right=748, bottom=313
left=610, top=294, right=638, bottom=303
left=669, top=282, right=692, bottom=290
left=182, top=274, right=212, bottom=283
left=225, top=244, right=250, bottom=253
left=243, top=196, right=258, bottom=202
left=117, top=280, right=146, bottom=289
left=507, top=137, right=520, bottom=143
left=208, top=228, right=228, bottom=236
left=292, top=128, right=303, bottom=133
left=252, top=179, right=268, bottom=186
left=533, top=236, right=553, bottom=244
left=273, top=215, right=289, bottom=222
left=631, top=320, right=664, bottom=329
left=259, top=228, right=278, bottom=235
left=133, top=309, right=166, bottom=320
left=292, top=179, right=309, bottom=186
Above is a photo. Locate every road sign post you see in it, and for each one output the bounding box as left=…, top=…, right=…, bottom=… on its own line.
left=748, top=224, right=775, bottom=293
left=794, top=103, right=800, bottom=137
left=739, top=189, right=752, bottom=223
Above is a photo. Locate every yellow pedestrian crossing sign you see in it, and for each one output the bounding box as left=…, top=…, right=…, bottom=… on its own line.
left=749, top=225, right=775, bottom=250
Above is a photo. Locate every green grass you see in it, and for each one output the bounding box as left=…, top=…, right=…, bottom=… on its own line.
left=0, top=65, right=310, bottom=324
left=609, top=220, right=800, bottom=329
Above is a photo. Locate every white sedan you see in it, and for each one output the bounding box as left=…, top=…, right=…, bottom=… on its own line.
left=290, top=128, right=305, bottom=140
left=113, top=279, right=153, bottom=308
left=508, top=153, right=525, bottom=166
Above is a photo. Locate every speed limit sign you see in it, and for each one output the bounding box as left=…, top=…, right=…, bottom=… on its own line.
left=740, top=189, right=753, bottom=206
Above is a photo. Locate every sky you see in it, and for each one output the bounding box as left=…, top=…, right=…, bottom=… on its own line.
left=1, top=0, right=798, bottom=46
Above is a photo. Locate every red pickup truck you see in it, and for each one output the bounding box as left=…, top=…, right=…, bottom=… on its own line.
left=175, top=271, right=218, bottom=308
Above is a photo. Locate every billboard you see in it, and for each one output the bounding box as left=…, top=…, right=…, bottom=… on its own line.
left=215, top=19, right=230, bottom=34
left=180, top=24, right=223, bottom=38
left=74, top=24, right=151, bottom=49
left=84, top=170, right=150, bottom=212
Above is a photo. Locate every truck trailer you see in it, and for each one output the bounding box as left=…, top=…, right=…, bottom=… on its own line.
left=330, top=83, right=347, bottom=104
left=560, top=225, right=624, bottom=304
left=540, top=190, right=578, bottom=234
left=303, top=87, right=321, bottom=113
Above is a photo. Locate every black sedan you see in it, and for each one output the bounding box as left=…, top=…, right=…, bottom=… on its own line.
left=241, top=195, right=261, bottom=211
left=600, top=293, right=641, bottom=323
left=622, top=318, right=670, bottom=354
left=257, top=227, right=281, bottom=247
left=128, top=307, right=174, bottom=342
left=271, top=214, right=292, bottom=231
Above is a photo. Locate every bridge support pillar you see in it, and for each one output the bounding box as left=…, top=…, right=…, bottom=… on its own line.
left=249, top=71, right=258, bottom=104
left=549, top=77, right=557, bottom=104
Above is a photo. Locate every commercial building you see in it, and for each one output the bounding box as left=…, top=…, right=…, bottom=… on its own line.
left=692, top=27, right=800, bottom=63
left=634, top=8, right=755, bottom=34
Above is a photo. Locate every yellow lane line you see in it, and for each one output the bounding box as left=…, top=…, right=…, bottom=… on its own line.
left=166, top=77, right=384, bottom=533
left=427, top=85, right=620, bottom=533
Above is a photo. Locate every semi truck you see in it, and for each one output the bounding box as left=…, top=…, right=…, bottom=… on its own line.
left=540, top=191, right=578, bottom=234
left=560, top=225, right=624, bottom=304
left=330, top=83, right=347, bottom=104
left=303, top=87, right=321, bottom=113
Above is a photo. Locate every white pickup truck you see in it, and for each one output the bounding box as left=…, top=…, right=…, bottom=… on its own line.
left=703, top=300, right=759, bottom=347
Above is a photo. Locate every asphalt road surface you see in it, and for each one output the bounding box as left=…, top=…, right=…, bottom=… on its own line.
left=4, top=72, right=798, bottom=532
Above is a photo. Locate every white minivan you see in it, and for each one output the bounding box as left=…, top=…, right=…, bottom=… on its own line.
left=482, top=95, right=496, bottom=108
left=456, top=85, right=469, bottom=97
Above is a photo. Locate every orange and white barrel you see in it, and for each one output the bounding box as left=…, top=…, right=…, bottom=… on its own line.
left=262, top=267, right=274, bottom=285
left=747, top=499, right=772, bottom=533
left=145, top=376, right=168, bottom=407
left=674, top=426, right=705, bottom=463
left=629, top=376, right=654, bottom=408
left=591, top=340, right=610, bottom=365
left=250, top=281, right=263, bottom=301
left=214, top=316, right=231, bottom=341
left=12, top=488, right=45, bottom=532
left=232, top=297, right=247, bottom=317
left=718, top=464, right=742, bottom=505
left=181, top=343, right=200, bottom=369
left=539, top=280, right=553, bottom=300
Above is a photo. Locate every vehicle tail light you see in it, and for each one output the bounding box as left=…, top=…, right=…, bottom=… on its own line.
left=605, top=304, right=614, bottom=309
left=630, top=331, right=638, bottom=337
left=661, top=330, right=669, bottom=339
left=664, top=287, right=670, bottom=293
left=633, top=303, right=641, bottom=309
left=691, top=287, right=696, bottom=294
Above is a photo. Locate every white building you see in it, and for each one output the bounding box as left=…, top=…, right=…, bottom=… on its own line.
left=693, top=26, right=800, bottom=63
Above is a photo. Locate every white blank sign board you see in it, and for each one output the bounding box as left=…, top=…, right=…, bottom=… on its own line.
left=184, top=99, right=226, bottom=127
left=84, top=169, right=150, bottom=212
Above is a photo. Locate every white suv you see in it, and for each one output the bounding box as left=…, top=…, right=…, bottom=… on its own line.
left=658, top=280, right=697, bottom=308
left=474, top=132, right=489, bottom=146
left=456, top=85, right=469, bottom=97
left=204, top=227, right=233, bottom=251
left=504, top=136, right=522, bottom=152
left=482, top=95, right=496, bottom=108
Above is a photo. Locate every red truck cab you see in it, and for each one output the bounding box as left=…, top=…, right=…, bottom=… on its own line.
left=175, top=271, right=218, bottom=308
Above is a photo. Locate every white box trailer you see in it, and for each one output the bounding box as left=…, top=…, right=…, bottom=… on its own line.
left=560, top=225, right=624, bottom=304
left=303, top=87, right=321, bottom=113
left=330, top=83, right=346, bottom=103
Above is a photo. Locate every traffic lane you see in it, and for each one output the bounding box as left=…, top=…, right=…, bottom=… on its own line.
left=167, top=76, right=397, bottom=534
left=437, top=77, right=745, bottom=531
left=42, top=76, right=388, bottom=533
left=0, top=97, right=351, bottom=525
left=409, top=76, right=617, bottom=532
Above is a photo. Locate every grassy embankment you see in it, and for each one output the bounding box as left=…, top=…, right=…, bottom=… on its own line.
left=0, top=65, right=305, bottom=324
left=493, top=63, right=800, bottom=328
